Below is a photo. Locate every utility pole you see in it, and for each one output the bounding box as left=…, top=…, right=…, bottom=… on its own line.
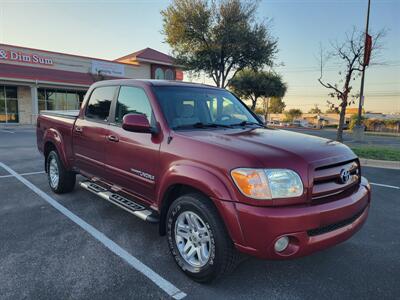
left=354, top=0, right=371, bottom=141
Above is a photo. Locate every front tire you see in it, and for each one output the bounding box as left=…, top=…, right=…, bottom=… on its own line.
left=47, top=150, right=76, bottom=194
left=166, top=193, right=240, bottom=283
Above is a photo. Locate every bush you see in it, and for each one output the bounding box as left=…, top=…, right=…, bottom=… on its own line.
left=350, top=116, right=400, bottom=133
left=349, top=114, right=366, bottom=130
left=384, top=119, right=400, bottom=127
left=254, top=107, right=264, bottom=115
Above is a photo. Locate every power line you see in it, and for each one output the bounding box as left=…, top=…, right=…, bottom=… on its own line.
left=285, top=94, right=400, bottom=97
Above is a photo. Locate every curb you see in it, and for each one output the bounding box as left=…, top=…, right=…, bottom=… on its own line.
left=359, top=158, right=400, bottom=170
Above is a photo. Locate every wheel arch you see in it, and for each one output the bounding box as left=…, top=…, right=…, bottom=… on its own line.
left=43, top=128, right=70, bottom=172
left=157, top=170, right=245, bottom=245
left=44, top=141, right=57, bottom=172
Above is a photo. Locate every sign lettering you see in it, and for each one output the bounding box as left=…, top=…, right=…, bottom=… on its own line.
left=0, top=49, right=54, bottom=65
left=91, top=60, right=125, bottom=77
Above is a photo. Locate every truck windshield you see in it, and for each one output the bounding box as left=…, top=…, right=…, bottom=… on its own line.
left=153, top=86, right=261, bottom=129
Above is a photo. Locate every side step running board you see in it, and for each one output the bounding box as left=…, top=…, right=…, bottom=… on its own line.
left=79, top=181, right=159, bottom=223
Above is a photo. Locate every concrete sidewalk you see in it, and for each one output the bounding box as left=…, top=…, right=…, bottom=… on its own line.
left=360, top=158, right=400, bottom=170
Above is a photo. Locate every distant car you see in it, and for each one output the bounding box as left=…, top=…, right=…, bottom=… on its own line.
left=267, top=120, right=280, bottom=126
left=292, top=120, right=300, bottom=125
left=301, top=122, right=314, bottom=128
left=292, top=120, right=313, bottom=128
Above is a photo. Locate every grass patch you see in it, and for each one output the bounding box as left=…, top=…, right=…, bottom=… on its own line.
left=351, top=146, right=400, bottom=161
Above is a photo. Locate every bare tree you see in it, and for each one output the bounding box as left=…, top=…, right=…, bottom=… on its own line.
left=318, top=27, right=385, bottom=142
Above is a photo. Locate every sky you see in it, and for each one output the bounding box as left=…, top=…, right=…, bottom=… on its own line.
left=0, top=0, right=399, bottom=113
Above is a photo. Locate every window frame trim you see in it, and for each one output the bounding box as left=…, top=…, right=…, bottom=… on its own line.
left=109, top=85, right=157, bottom=129
left=83, top=85, right=119, bottom=125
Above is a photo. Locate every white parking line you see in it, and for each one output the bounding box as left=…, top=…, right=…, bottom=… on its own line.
left=0, top=171, right=45, bottom=179
left=370, top=182, right=400, bottom=190
left=0, top=162, right=186, bottom=300
left=0, top=129, right=15, bottom=134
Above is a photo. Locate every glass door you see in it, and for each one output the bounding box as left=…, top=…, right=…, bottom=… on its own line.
left=0, top=96, right=5, bottom=123
left=0, top=86, right=19, bottom=123
left=6, top=99, right=19, bottom=122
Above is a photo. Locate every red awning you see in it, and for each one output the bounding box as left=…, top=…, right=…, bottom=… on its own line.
left=0, top=63, right=118, bottom=86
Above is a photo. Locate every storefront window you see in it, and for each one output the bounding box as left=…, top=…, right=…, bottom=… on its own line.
left=165, top=69, right=174, bottom=80
left=155, top=68, right=165, bottom=79
left=46, top=90, right=56, bottom=110
left=5, top=86, right=17, bottom=99
left=38, top=88, right=86, bottom=111
left=0, top=85, right=18, bottom=123
left=66, top=92, right=78, bottom=110
left=55, top=91, right=66, bottom=110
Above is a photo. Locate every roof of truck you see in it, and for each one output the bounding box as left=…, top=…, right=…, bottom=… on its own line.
left=92, top=79, right=221, bottom=90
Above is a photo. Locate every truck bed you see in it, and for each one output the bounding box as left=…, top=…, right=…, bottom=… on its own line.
left=36, top=110, right=79, bottom=161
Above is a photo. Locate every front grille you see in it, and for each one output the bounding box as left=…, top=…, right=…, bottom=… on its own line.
left=312, top=159, right=360, bottom=201
left=307, top=206, right=367, bottom=236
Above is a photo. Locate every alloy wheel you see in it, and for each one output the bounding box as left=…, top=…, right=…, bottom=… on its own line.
left=174, top=211, right=212, bottom=268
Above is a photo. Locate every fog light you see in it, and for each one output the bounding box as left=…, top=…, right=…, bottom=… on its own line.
left=274, top=236, right=289, bottom=252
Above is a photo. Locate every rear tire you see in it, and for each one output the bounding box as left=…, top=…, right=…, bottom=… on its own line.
left=47, top=150, right=76, bottom=194
left=166, top=193, right=241, bottom=283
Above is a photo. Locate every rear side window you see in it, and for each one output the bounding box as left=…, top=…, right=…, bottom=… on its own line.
left=85, top=86, right=116, bottom=121
left=115, top=86, right=153, bottom=124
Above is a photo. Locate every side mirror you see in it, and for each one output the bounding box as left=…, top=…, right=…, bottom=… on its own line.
left=122, top=114, right=152, bottom=133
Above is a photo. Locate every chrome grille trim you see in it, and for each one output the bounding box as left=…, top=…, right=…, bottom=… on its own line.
left=312, top=159, right=360, bottom=200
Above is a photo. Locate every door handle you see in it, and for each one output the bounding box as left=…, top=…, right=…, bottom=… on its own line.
left=107, top=135, right=119, bottom=142
left=75, top=126, right=83, bottom=133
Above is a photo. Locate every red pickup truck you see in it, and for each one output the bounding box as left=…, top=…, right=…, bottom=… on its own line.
left=37, top=79, right=371, bottom=282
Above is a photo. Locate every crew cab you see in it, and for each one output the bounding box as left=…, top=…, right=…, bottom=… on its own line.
left=36, top=79, right=371, bottom=282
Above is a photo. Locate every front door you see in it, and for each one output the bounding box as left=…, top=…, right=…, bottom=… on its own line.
left=73, top=85, right=117, bottom=178
left=104, top=86, right=160, bottom=205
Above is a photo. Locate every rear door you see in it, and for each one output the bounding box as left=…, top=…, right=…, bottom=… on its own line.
left=73, top=85, right=118, bottom=178
left=103, top=85, right=160, bottom=205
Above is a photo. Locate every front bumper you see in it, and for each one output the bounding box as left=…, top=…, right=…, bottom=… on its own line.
left=230, top=177, right=371, bottom=259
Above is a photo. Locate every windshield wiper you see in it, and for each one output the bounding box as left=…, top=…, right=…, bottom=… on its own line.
left=194, top=122, right=233, bottom=128
left=230, top=121, right=265, bottom=128
left=173, top=122, right=232, bottom=130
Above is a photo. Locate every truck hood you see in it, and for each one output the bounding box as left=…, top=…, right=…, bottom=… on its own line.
left=176, top=128, right=356, bottom=169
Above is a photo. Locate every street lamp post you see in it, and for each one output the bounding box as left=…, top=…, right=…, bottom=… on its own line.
left=354, top=0, right=371, bottom=141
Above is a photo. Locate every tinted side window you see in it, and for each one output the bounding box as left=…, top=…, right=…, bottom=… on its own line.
left=115, top=86, right=153, bottom=124
left=85, top=86, right=116, bottom=121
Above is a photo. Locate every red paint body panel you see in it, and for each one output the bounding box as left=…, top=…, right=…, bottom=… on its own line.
left=36, top=79, right=372, bottom=260
left=104, top=124, right=161, bottom=204
left=233, top=181, right=370, bottom=258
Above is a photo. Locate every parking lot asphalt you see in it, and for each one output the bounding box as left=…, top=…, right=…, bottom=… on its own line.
left=1, top=127, right=399, bottom=299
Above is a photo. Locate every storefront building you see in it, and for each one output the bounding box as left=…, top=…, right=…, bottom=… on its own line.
left=0, top=44, right=182, bottom=124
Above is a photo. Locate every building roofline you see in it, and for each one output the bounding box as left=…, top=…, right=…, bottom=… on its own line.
left=0, top=43, right=138, bottom=67
left=115, top=47, right=176, bottom=66
left=136, top=57, right=175, bottom=66
left=115, top=48, right=148, bottom=61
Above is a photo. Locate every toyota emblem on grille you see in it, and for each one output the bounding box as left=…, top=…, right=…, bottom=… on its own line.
left=339, top=168, right=351, bottom=184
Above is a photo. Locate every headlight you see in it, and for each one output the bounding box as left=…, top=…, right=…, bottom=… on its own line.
left=231, top=168, right=303, bottom=200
